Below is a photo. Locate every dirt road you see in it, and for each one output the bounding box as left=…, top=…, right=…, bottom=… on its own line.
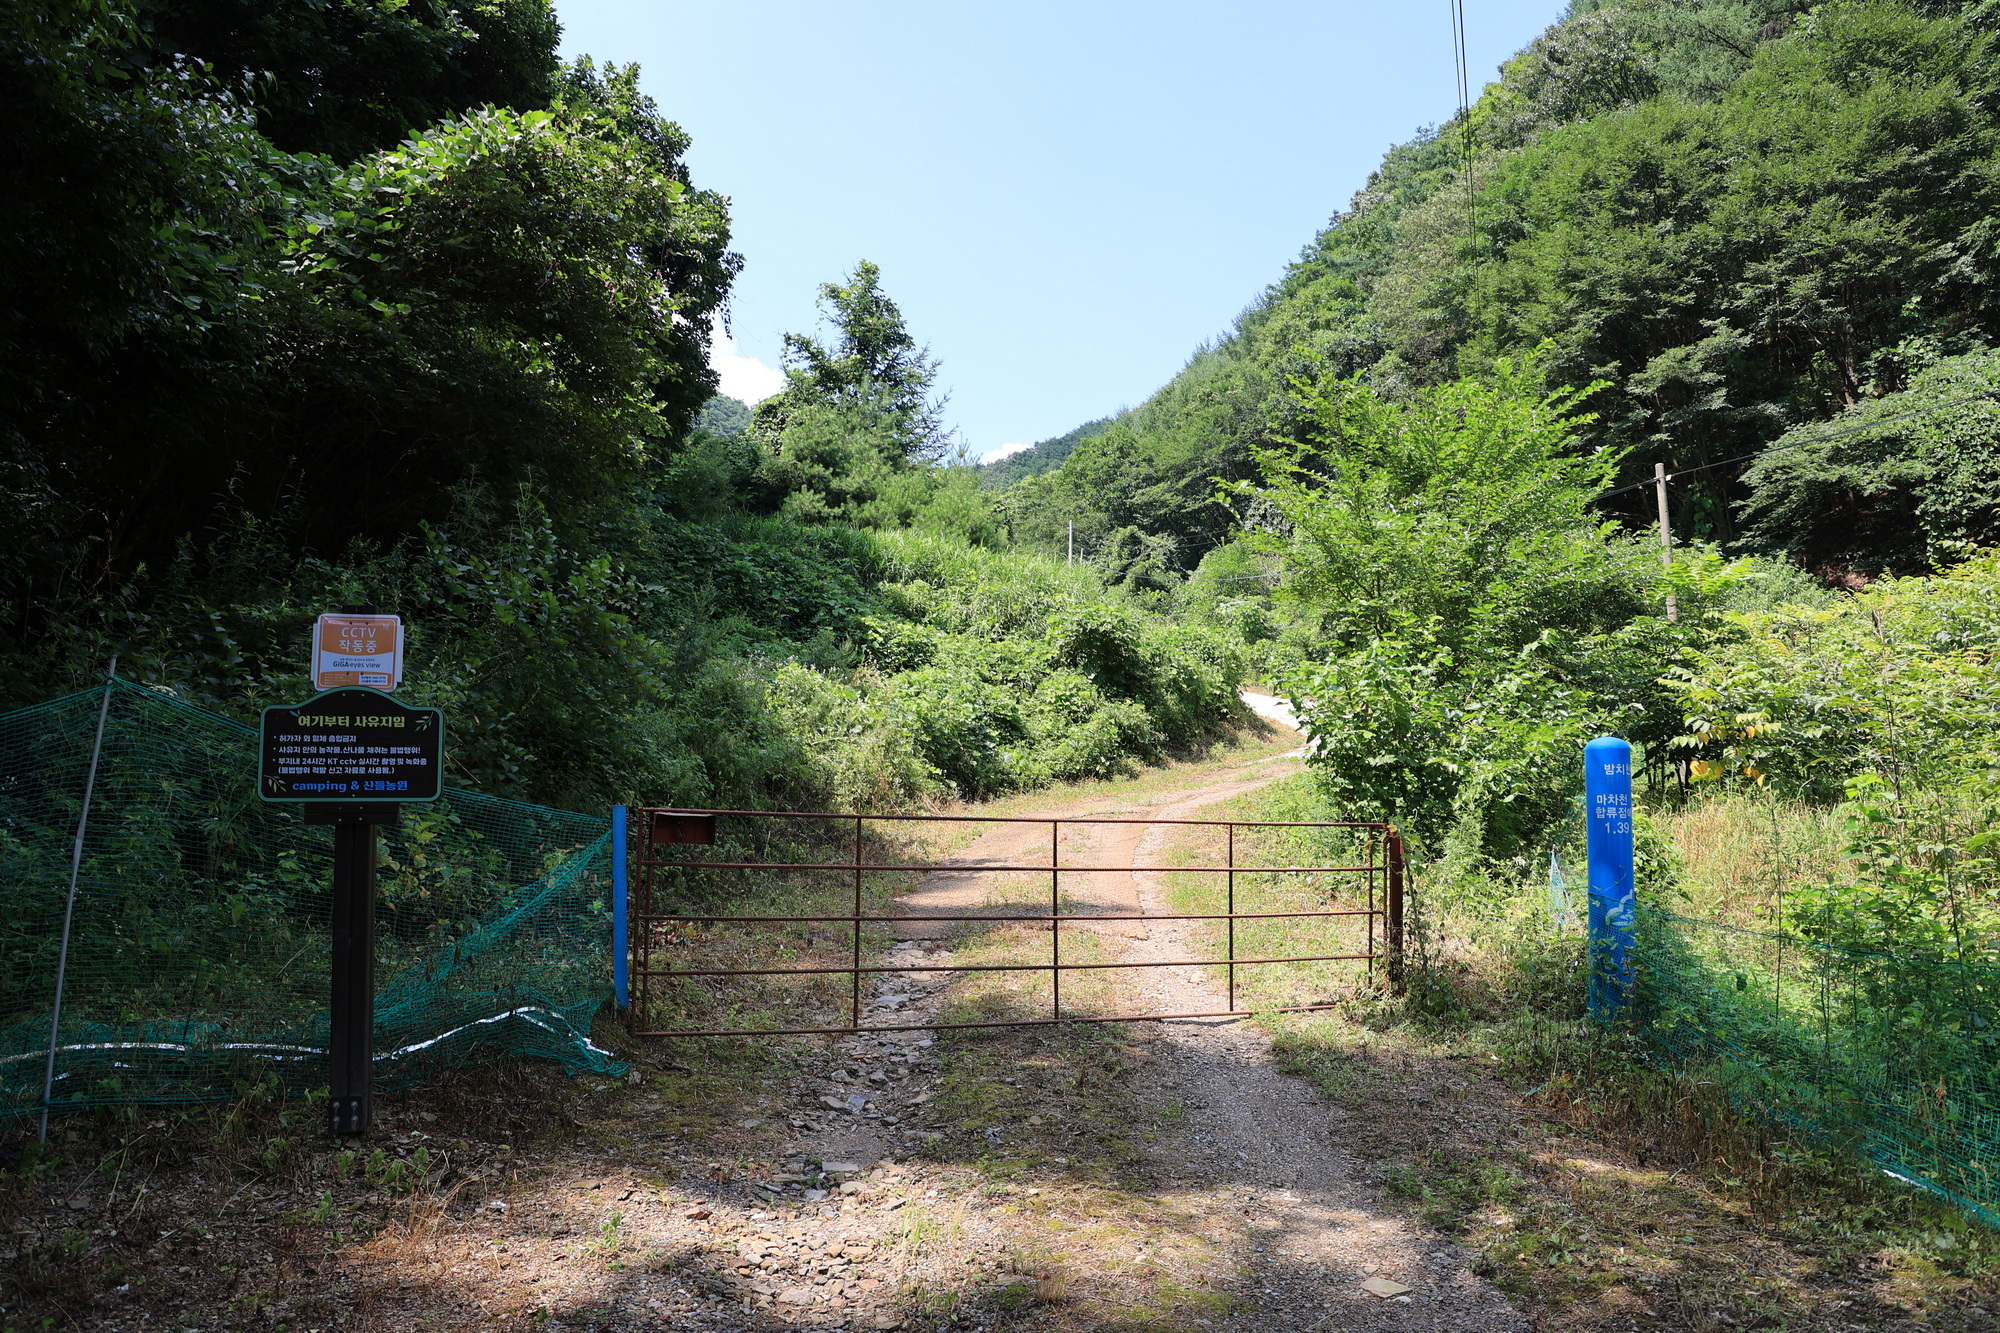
left=16, top=709, right=1996, bottom=1333
left=779, top=732, right=1526, bottom=1332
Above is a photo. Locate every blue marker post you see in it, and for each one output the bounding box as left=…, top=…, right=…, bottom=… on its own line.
left=1584, top=737, right=1635, bottom=1020
left=611, top=804, right=628, bottom=1013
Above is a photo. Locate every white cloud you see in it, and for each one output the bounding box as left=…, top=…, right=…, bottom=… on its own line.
left=981, top=441, right=1032, bottom=464
left=707, top=317, right=787, bottom=405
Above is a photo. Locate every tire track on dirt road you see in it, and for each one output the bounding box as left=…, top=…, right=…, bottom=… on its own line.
left=1119, top=785, right=1527, bottom=1333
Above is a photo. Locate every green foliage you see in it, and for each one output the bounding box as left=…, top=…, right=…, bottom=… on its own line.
left=696, top=394, right=754, bottom=439
left=753, top=260, right=952, bottom=507
left=980, top=415, right=1116, bottom=488
left=1, top=3, right=740, bottom=687
left=1239, top=356, right=1706, bottom=856
left=754, top=532, right=1246, bottom=806
left=138, top=0, right=562, bottom=160
left=1246, top=355, right=1631, bottom=654
left=1668, top=551, right=2000, bottom=799
left=1739, top=347, right=2000, bottom=574
left=1383, top=1148, right=1524, bottom=1235
left=0, top=681, right=625, bottom=1119
left=0, top=0, right=1252, bottom=820
left=741, top=261, right=1018, bottom=553
left=1000, top=355, right=1269, bottom=576
left=1785, top=774, right=2000, bottom=962
left=1465, top=1, right=2000, bottom=525
left=1666, top=549, right=2000, bottom=969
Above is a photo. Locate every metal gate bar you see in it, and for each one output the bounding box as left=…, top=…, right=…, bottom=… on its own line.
left=630, top=808, right=1403, bottom=1039
left=626, top=862, right=1380, bottom=873
left=633, top=953, right=1381, bottom=979
left=630, top=909, right=1381, bottom=924
left=640, top=808, right=1388, bottom=827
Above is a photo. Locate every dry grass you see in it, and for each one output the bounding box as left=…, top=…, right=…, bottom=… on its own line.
left=1655, top=793, right=1848, bottom=926
left=1155, top=818, right=1384, bottom=1013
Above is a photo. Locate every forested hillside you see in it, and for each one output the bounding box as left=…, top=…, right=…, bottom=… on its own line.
left=11, top=0, right=2000, bottom=1276
left=980, top=416, right=1116, bottom=488
left=1007, top=0, right=2000, bottom=582
left=0, top=0, right=1247, bottom=813
left=10, top=0, right=2000, bottom=861
left=972, top=0, right=2000, bottom=920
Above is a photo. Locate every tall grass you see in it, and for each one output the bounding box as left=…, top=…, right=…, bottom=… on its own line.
left=1654, top=793, right=1847, bottom=927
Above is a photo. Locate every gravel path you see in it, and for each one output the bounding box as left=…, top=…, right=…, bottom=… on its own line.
left=1120, top=792, right=1528, bottom=1332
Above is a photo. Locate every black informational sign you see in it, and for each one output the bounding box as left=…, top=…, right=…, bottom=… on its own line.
left=258, top=687, right=444, bottom=803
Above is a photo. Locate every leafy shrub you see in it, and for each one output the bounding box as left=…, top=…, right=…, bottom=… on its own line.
left=1247, top=357, right=1681, bottom=860
left=757, top=535, right=1248, bottom=805
left=1740, top=347, right=2000, bottom=576
left=1668, top=551, right=2000, bottom=800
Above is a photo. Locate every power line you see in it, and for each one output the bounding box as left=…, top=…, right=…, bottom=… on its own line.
left=1451, top=0, right=1477, bottom=254
left=1600, top=387, right=2000, bottom=499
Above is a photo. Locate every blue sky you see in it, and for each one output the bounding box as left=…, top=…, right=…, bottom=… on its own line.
left=554, top=2, right=1571, bottom=460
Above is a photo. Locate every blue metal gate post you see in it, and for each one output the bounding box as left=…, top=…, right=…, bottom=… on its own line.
left=612, top=804, right=628, bottom=1012
left=1585, top=736, right=1635, bottom=1020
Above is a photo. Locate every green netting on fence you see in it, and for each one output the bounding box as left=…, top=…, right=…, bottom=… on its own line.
left=1637, top=905, right=2000, bottom=1228
left=0, top=679, right=624, bottom=1119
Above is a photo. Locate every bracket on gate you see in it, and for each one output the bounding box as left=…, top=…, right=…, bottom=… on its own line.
left=649, top=810, right=718, bottom=845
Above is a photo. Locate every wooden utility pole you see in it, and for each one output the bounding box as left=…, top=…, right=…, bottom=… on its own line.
left=1655, top=462, right=1677, bottom=622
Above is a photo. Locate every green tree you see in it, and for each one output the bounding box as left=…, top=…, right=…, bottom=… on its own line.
left=752, top=262, right=954, bottom=521
left=1009, top=2, right=2000, bottom=573
left=1738, top=346, right=2000, bottom=575
left=1247, top=355, right=1637, bottom=657
left=1240, top=354, right=1710, bottom=856
left=138, top=0, right=562, bottom=160
left=758, top=261, right=950, bottom=460
left=980, top=415, right=1116, bottom=488
left=0, top=2, right=738, bottom=707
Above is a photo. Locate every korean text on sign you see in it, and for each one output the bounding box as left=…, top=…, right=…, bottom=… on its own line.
left=313, top=613, right=402, bottom=691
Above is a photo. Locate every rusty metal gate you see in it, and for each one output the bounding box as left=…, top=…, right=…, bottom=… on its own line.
left=627, top=808, right=1403, bottom=1038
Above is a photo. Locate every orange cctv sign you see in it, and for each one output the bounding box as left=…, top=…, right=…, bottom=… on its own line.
left=313, top=613, right=402, bottom=691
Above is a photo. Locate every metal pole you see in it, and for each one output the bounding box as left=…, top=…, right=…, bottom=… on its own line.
left=1050, top=821, right=1060, bottom=1020
left=611, top=805, right=628, bottom=1013
left=328, top=814, right=380, bottom=1135
left=1227, top=823, right=1236, bottom=1013
left=39, top=657, right=118, bottom=1143
left=1067, top=522, right=1073, bottom=567
left=1385, top=831, right=1406, bottom=991
left=1366, top=832, right=1377, bottom=982
left=1655, top=462, right=1678, bottom=622
left=852, top=816, right=863, bottom=1031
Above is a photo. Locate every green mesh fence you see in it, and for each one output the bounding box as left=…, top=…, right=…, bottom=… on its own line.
left=1636, top=904, right=2000, bottom=1227
left=0, top=679, right=625, bottom=1120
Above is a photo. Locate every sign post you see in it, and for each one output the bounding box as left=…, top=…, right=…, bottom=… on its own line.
left=612, top=805, right=629, bottom=1013
left=261, top=683, right=442, bottom=1135
left=1584, top=735, right=1636, bottom=1020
